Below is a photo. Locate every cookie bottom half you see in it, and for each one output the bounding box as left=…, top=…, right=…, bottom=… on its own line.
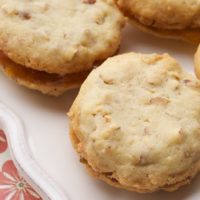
left=70, top=128, right=200, bottom=193
left=121, top=9, right=200, bottom=44
left=194, top=45, right=200, bottom=80
left=0, top=52, right=90, bottom=96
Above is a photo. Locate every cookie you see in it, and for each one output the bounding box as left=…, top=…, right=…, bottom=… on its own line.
left=115, top=0, right=200, bottom=44
left=194, top=45, right=200, bottom=79
left=69, top=52, right=200, bottom=192
left=0, top=52, right=90, bottom=96
left=0, top=0, right=124, bottom=94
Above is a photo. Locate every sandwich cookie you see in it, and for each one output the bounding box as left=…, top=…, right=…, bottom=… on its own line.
left=69, top=52, right=200, bottom=192
left=116, top=0, right=200, bottom=44
left=0, top=0, right=124, bottom=95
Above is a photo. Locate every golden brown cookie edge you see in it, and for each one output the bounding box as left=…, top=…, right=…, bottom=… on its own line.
left=0, top=53, right=91, bottom=96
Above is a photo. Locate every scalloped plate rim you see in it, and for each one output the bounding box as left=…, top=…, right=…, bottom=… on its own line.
left=0, top=102, right=70, bottom=200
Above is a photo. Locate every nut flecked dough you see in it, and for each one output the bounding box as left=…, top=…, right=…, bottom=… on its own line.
left=69, top=52, right=200, bottom=192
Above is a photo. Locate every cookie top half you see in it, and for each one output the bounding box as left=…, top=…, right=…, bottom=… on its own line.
left=0, top=0, right=124, bottom=75
left=116, top=0, right=200, bottom=30
left=69, top=53, right=200, bottom=192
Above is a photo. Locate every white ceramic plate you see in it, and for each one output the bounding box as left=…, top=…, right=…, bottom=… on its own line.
left=0, top=24, right=199, bottom=200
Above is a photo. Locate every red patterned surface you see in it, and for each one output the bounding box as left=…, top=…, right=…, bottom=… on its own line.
left=0, top=130, right=7, bottom=153
left=0, top=130, right=42, bottom=200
